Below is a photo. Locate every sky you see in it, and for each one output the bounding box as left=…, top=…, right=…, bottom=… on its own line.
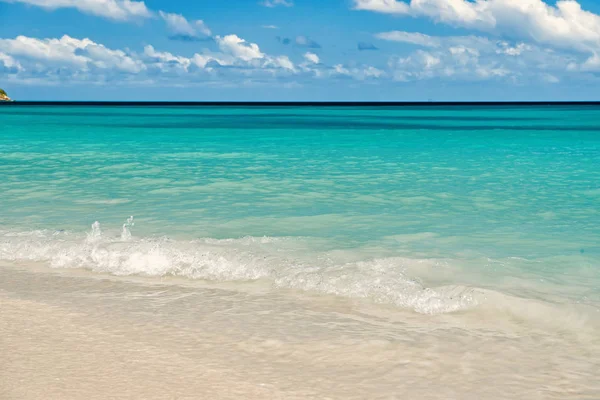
left=1, top=0, right=600, bottom=100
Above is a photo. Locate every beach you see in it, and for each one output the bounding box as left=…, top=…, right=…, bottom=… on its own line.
left=2, top=262, right=599, bottom=399
left=1, top=104, right=599, bottom=399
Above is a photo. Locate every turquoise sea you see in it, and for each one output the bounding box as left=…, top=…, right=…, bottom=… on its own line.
left=0, top=104, right=599, bottom=314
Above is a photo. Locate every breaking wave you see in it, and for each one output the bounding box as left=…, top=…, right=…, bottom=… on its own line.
left=0, top=221, right=481, bottom=315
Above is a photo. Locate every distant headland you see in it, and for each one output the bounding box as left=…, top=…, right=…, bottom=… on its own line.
left=0, top=88, right=13, bottom=102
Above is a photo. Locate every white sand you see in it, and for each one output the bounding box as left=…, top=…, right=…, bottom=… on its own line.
left=1, top=263, right=598, bottom=400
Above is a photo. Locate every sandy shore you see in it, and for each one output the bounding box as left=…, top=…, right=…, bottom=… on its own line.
left=1, top=263, right=599, bottom=400
left=1, top=296, right=299, bottom=400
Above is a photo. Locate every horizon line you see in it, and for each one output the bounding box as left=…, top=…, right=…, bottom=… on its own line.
left=2, top=101, right=600, bottom=107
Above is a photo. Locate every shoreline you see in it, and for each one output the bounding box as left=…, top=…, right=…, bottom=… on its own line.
left=1, top=263, right=598, bottom=399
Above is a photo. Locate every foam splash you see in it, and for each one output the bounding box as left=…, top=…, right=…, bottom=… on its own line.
left=121, top=216, right=135, bottom=241
left=87, top=221, right=102, bottom=243
left=0, top=223, right=480, bottom=315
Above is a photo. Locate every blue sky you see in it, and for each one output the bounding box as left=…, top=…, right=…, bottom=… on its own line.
left=1, top=0, right=600, bottom=100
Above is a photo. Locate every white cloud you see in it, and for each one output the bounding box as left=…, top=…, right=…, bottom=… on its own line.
left=355, top=0, right=600, bottom=54
left=0, top=35, right=92, bottom=66
left=363, top=66, right=386, bottom=78
left=0, top=52, right=23, bottom=72
left=332, top=64, right=386, bottom=80
left=376, top=31, right=441, bottom=47
left=1, top=0, right=151, bottom=21
left=496, top=42, right=532, bottom=56
left=377, top=31, right=511, bottom=53
left=0, top=35, right=144, bottom=73
left=333, top=64, right=350, bottom=75
left=304, top=52, right=320, bottom=64
left=143, top=45, right=193, bottom=70
left=159, top=11, right=211, bottom=39
left=375, top=30, right=596, bottom=76
left=144, top=36, right=296, bottom=72
left=80, top=42, right=144, bottom=73
left=576, top=53, right=600, bottom=71
left=2, top=0, right=214, bottom=45
left=1, top=31, right=590, bottom=87
left=262, top=25, right=279, bottom=29
left=354, top=0, right=410, bottom=14
left=385, top=34, right=577, bottom=83
left=390, top=47, right=507, bottom=81
left=213, top=35, right=296, bottom=71
left=0, top=33, right=302, bottom=85
left=265, top=55, right=295, bottom=70
left=216, top=35, right=265, bottom=62
left=261, top=0, right=293, bottom=7
left=190, top=54, right=219, bottom=69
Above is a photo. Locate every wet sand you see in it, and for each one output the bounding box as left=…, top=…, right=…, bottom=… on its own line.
left=1, top=263, right=598, bottom=400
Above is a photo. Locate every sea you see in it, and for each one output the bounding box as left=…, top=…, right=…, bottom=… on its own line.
left=1, top=104, right=599, bottom=399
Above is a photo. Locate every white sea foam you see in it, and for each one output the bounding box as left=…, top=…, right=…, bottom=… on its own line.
left=0, top=225, right=480, bottom=315
left=121, top=216, right=134, bottom=241
left=87, top=221, right=102, bottom=243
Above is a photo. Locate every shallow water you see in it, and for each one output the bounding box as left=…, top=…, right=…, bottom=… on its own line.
left=1, top=104, right=599, bottom=398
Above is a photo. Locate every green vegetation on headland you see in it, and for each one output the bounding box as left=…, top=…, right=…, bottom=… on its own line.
left=0, top=88, right=13, bottom=101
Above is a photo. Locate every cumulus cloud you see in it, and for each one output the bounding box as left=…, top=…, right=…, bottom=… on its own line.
left=213, top=35, right=296, bottom=71
left=354, top=0, right=600, bottom=54
left=0, top=35, right=144, bottom=73
left=261, top=0, right=293, bottom=7
left=143, top=45, right=193, bottom=71
left=216, top=35, right=265, bottom=62
left=0, top=33, right=398, bottom=87
left=1, top=31, right=589, bottom=87
left=265, top=55, right=295, bottom=70
left=159, top=11, right=211, bottom=41
left=2, top=0, right=214, bottom=47
left=375, top=30, right=582, bottom=75
left=390, top=47, right=509, bottom=82
left=0, top=35, right=97, bottom=67
left=145, top=35, right=295, bottom=72
left=384, top=33, right=577, bottom=83
left=304, top=52, right=320, bottom=64
left=0, top=52, right=23, bottom=73
left=0, top=33, right=302, bottom=85
left=77, top=43, right=144, bottom=73
left=1, top=0, right=151, bottom=21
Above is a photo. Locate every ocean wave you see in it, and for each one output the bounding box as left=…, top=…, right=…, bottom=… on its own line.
left=0, top=223, right=480, bottom=315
